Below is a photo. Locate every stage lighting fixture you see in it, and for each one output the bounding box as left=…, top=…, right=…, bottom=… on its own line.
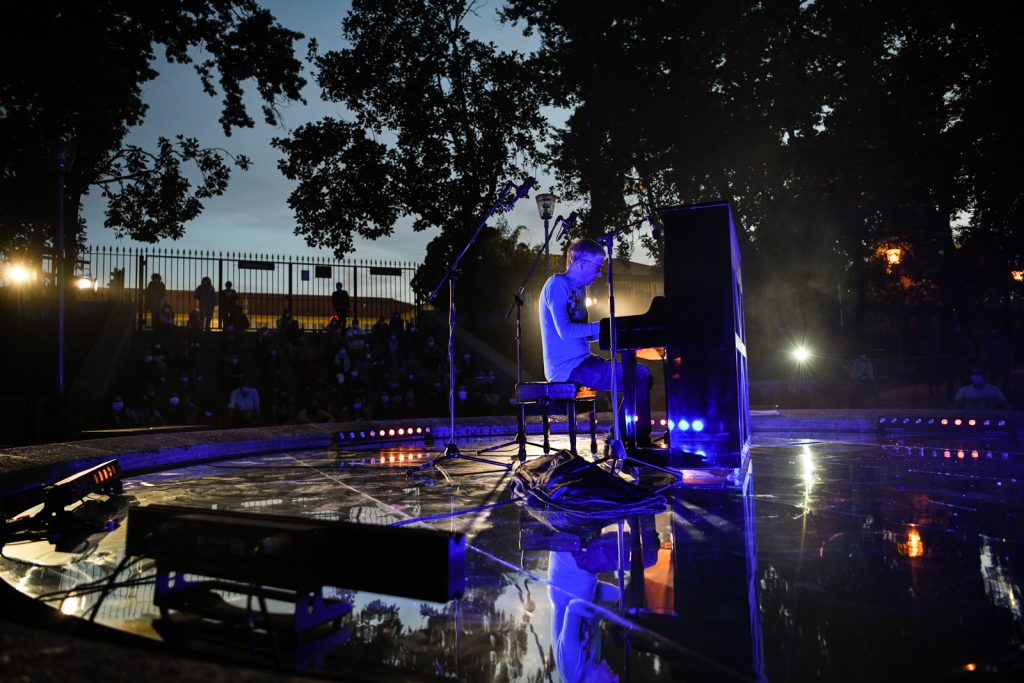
left=791, top=345, right=811, bottom=363
left=877, top=415, right=1013, bottom=438
left=43, top=459, right=123, bottom=524
left=335, top=424, right=432, bottom=446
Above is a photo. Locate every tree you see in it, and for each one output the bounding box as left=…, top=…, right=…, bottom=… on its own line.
left=0, top=1, right=306, bottom=260
left=273, top=0, right=545, bottom=315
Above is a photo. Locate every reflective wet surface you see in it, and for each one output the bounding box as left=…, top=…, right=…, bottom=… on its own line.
left=2, top=432, right=1023, bottom=682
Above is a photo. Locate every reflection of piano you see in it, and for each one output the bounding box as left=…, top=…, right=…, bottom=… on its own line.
left=598, top=201, right=751, bottom=466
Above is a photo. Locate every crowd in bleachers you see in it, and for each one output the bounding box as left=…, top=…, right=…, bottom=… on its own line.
left=106, top=308, right=510, bottom=429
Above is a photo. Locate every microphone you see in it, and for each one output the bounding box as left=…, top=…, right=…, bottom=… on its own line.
left=505, top=177, right=536, bottom=210
left=556, top=210, right=578, bottom=240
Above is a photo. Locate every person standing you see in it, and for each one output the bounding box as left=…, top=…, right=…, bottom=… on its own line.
left=194, top=276, right=216, bottom=331
left=219, top=280, right=239, bottom=329
left=144, top=273, right=166, bottom=329
left=331, top=281, right=350, bottom=330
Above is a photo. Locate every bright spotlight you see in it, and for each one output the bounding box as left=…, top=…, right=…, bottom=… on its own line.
left=5, top=263, right=34, bottom=284
left=791, top=345, right=811, bottom=363
left=75, top=276, right=96, bottom=291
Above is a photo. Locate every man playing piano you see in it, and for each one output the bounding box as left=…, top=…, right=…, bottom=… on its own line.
left=539, top=238, right=653, bottom=447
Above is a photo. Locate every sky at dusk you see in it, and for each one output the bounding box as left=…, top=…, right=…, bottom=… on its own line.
left=80, top=1, right=576, bottom=264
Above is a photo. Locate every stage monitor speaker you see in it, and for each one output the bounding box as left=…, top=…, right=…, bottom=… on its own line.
left=127, top=504, right=465, bottom=603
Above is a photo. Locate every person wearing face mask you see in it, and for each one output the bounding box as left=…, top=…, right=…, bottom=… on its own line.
left=108, top=394, right=135, bottom=428
left=954, top=367, right=1009, bottom=409
left=346, top=318, right=366, bottom=355
left=165, top=391, right=197, bottom=424
left=420, top=335, right=443, bottom=372
left=539, top=238, right=653, bottom=447
left=227, top=382, right=261, bottom=426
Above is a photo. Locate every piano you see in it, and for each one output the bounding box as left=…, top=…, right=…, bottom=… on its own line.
left=598, top=297, right=667, bottom=448
left=597, top=201, right=751, bottom=467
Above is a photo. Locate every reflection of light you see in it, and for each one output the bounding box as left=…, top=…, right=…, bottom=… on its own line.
left=791, top=345, right=811, bottom=363
left=679, top=419, right=690, bottom=431
left=667, top=419, right=675, bottom=431
left=585, top=296, right=597, bottom=307
left=799, top=445, right=815, bottom=502
left=885, top=247, right=903, bottom=265
left=964, top=663, right=977, bottom=672
left=60, top=595, right=82, bottom=615
left=1012, top=270, right=1023, bottom=282
left=692, top=419, right=705, bottom=432
left=898, top=525, right=925, bottom=558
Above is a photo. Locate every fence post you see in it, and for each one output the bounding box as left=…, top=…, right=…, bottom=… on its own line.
left=287, top=260, right=293, bottom=314
left=137, top=252, right=147, bottom=330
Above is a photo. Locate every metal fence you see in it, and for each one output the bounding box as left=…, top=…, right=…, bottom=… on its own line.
left=59, top=246, right=423, bottom=330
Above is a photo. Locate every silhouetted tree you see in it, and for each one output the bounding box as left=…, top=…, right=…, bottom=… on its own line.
left=0, top=1, right=306, bottom=260
left=273, top=0, right=545, bottom=317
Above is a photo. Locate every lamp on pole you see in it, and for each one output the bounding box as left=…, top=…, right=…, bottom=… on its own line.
left=535, top=192, right=556, bottom=277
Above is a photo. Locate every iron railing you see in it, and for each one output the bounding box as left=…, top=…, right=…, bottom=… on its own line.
left=55, top=246, right=423, bottom=330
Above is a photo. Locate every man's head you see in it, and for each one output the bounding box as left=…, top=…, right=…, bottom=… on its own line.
left=565, top=238, right=606, bottom=286
left=970, top=367, right=985, bottom=386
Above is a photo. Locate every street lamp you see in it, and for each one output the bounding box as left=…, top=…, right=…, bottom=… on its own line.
left=535, top=192, right=556, bottom=277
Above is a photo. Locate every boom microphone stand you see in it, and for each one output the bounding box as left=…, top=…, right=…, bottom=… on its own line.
left=410, top=178, right=537, bottom=475
left=594, top=224, right=681, bottom=481
left=477, top=212, right=578, bottom=461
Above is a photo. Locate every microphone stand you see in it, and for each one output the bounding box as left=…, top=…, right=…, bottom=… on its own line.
left=410, top=179, right=534, bottom=475
left=594, top=225, right=681, bottom=482
left=477, top=214, right=571, bottom=461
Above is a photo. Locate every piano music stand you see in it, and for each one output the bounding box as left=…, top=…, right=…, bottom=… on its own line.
left=594, top=227, right=681, bottom=483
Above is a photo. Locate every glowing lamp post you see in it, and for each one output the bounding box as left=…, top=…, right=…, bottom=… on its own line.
left=535, top=192, right=556, bottom=277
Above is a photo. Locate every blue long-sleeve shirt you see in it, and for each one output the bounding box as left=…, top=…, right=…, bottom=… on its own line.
left=539, top=273, right=599, bottom=381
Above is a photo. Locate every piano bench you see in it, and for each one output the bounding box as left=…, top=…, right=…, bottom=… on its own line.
left=515, top=382, right=599, bottom=456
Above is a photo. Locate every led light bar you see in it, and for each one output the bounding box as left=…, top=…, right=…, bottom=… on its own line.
left=43, top=459, right=123, bottom=522
left=335, top=424, right=432, bottom=445
left=877, top=415, right=1013, bottom=438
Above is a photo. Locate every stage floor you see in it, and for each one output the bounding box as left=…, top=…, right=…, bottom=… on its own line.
left=2, top=429, right=1022, bottom=682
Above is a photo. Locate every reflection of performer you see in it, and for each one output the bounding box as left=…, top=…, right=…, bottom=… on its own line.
left=549, top=550, right=620, bottom=683
left=539, top=238, right=652, bottom=445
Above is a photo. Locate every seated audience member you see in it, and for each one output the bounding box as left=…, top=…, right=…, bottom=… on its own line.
left=108, top=394, right=135, bottom=428
left=164, top=391, right=198, bottom=424
left=954, top=368, right=1010, bottom=410
left=227, top=382, right=261, bottom=426
left=297, top=395, right=334, bottom=424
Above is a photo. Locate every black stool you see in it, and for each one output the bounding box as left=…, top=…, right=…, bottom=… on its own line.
left=515, top=382, right=599, bottom=456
